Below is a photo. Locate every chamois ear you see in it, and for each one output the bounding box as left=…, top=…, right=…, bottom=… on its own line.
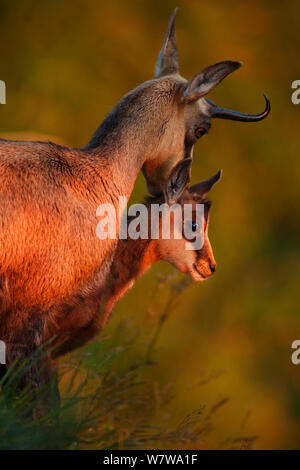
left=189, top=170, right=222, bottom=198
left=164, top=158, right=192, bottom=204
left=182, top=61, right=242, bottom=103
left=155, top=9, right=179, bottom=78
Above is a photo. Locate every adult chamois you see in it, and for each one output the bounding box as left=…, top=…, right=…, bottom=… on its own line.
left=0, top=10, right=269, bottom=391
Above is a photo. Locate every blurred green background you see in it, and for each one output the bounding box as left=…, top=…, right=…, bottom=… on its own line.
left=0, top=0, right=299, bottom=449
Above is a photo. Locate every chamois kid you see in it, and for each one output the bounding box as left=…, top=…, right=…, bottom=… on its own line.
left=52, top=160, right=221, bottom=357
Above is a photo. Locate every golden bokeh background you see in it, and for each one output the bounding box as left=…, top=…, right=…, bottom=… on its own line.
left=0, top=0, right=299, bottom=449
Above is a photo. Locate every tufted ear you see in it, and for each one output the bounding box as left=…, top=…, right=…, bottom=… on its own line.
left=155, top=9, right=179, bottom=78
left=182, top=61, right=242, bottom=103
left=164, top=158, right=192, bottom=204
left=189, top=170, right=222, bottom=198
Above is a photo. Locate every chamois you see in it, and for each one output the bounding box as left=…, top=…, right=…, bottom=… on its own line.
left=48, top=160, right=221, bottom=358
left=0, top=10, right=269, bottom=386
left=102, top=167, right=221, bottom=331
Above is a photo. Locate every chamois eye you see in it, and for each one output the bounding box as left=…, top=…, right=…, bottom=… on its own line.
left=195, top=127, right=206, bottom=139
left=191, top=222, right=199, bottom=232
left=186, top=221, right=201, bottom=233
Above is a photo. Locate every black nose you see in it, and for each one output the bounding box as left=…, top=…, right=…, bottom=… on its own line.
left=209, top=263, right=216, bottom=273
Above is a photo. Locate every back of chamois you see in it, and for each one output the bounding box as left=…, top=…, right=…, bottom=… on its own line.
left=0, top=10, right=269, bottom=380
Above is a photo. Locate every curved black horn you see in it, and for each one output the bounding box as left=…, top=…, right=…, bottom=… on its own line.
left=207, top=94, right=270, bottom=122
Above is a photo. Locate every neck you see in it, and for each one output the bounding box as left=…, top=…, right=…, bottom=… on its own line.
left=101, top=237, right=159, bottom=328
left=116, top=237, right=159, bottom=279
left=82, top=80, right=175, bottom=198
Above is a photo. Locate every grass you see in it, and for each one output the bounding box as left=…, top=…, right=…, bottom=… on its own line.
left=0, top=275, right=257, bottom=450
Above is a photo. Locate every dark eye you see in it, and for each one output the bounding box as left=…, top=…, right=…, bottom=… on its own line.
left=186, top=221, right=201, bottom=233
left=195, top=127, right=207, bottom=139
